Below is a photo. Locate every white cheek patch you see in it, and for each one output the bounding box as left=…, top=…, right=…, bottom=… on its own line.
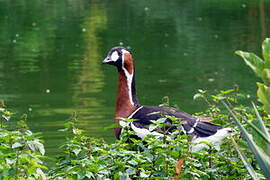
left=111, top=51, right=119, bottom=62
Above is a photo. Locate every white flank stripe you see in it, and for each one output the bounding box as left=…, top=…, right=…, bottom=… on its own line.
left=131, top=123, right=163, bottom=139
left=187, top=118, right=199, bottom=134
left=187, top=128, right=194, bottom=133
left=191, top=128, right=232, bottom=152
left=182, top=127, right=186, bottom=134
left=128, top=106, right=143, bottom=119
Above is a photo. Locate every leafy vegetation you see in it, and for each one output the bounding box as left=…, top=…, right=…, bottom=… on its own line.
left=49, top=108, right=247, bottom=179
left=232, top=38, right=270, bottom=179
left=1, top=88, right=268, bottom=179
left=224, top=102, right=270, bottom=179
left=0, top=102, right=47, bottom=179
left=236, top=38, right=270, bottom=113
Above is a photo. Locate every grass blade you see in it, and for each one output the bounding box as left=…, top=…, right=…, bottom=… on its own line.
left=231, top=137, right=259, bottom=180
left=245, top=121, right=270, bottom=144
left=223, top=102, right=270, bottom=179
left=252, top=102, right=270, bottom=139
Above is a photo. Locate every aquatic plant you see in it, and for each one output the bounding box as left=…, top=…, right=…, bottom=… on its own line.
left=231, top=39, right=270, bottom=179
left=236, top=38, right=270, bottom=114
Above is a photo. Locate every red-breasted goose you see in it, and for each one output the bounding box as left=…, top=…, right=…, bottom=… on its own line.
left=102, top=46, right=231, bottom=151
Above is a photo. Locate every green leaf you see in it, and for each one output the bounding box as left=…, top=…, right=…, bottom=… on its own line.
left=72, top=149, right=81, bottom=156
left=156, top=118, right=167, bottom=124
left=103, top=123, right=121, bottom=131
left=27, top=140, right=45, bottom=155
left=257, top=82, right=270, bottom=113
left=140, top=171, right=150, bottom=178
left=126, top=168, right=136, bottom=175
left=261, top=68, right=270, bottom=85
left=1, top=115, right=10, bottom=121
left=235, top=51, right=265, bottom=78
left=128, top=160, right=138, bottom=166
left=12, top=142, right=23, bottom=149
left=262, top=38, right=270, bottom=65
left=6, top=158, right=15, bottom=165
left=119, top=120, right=130, bottom=128
left=193, top=93, right=203, bottom=100
left=72, top=128, right=83, bottom=135
left=36, top=168, right=47, bottom=180
left=149, top=124, right=157, bottom=131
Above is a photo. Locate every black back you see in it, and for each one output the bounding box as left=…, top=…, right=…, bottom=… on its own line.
left=130, top=106, right=222, bottom=138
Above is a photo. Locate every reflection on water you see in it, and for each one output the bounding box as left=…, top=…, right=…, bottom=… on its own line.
left=0, top=0, right=269, bottom=155
left=71, top=2, right=108, bottom=137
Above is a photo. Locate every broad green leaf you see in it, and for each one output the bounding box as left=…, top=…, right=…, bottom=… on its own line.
left=262, top=38, right=270, bottom=65
left=257, top=82, right=270, bottom=113
left=261, top=68, right=270, bottom=86
left=235, top=51, right=264, bottom=78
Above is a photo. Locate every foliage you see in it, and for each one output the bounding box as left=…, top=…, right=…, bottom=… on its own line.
left=0, top=104, right=47, bottom=179
left=235, top=38, right=270, bottom=179
left=48, top=90, right=261, bottom=180
left=194, top=89, right=270, bottom=179
left=236, top=38, right=270, bottom=113
left=224, top=102, right=270, bottom=179
left=1, top=89, right=269, bottom=179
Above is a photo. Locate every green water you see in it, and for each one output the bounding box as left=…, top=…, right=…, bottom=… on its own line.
left=0, top=0, right=268, bottom=155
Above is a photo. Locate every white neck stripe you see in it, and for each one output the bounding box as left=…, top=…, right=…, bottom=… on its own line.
left=122, top=53, right=134, bottom=106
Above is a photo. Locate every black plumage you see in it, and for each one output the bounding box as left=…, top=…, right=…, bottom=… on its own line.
left=130, top=106, right=222, bottom=138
